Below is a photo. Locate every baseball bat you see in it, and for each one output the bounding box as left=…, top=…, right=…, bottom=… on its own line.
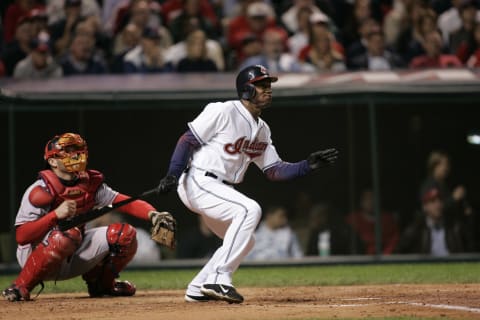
left=57, top=187, right=160, bottom=231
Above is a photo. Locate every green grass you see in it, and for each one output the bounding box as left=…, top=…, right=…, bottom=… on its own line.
left=1, top=262, right=479, bottom=294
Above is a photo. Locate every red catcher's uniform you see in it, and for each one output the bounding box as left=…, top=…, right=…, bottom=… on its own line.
left=10, top=168, right=154, bottom=300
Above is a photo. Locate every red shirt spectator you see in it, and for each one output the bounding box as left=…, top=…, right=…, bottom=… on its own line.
left=345, top=189, right=399, bottom=255
left=227, top=2, right=287, bottom=65
left=3, top=0, right=44, bottom=44
left=161, top=0, right=217, bottom=27
left=409, top=29, right=463, bottom=68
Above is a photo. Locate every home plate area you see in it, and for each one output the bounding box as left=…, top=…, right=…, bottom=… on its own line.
left=1, top=284, right=479, bottom=320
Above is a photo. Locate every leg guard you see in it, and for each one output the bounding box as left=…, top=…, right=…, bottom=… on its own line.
left=7, top=228, right=82, bottom=301
left=82, top=223, right=137, bottom=297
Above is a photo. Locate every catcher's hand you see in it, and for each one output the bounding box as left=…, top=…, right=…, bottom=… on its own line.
left=149, top=211, right=176, bottom=249
left=307, top=148, right=339, bottom=170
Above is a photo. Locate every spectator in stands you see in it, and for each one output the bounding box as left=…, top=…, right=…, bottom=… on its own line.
left=74, top=16, right=111, bottom=60
left=345, top=189, right=399, bottom=255
left=281, top=0, right=330, bottom=34
left=409, top=29, right=462, bottom=68
left=438, top=0, right=480, bottom=43
left=111, top=23, right=142, bottom=73
left=420, top=151, right=473, bottom=225
left=395, top=2, right=432, bottom=63
left=165, top=28, right=225, bottom=70
left=176, top=215, right=222, bottom=259
left=297, top=13, right=345, bottom=64
left=123, top=27, right=173, bottom=73
left=396, top=186, right=468, bottom=256
left=301, top=23, right=346, bottom=72
left=113, top=0, right=172, bottom=51
left=161, top=0, right=218, bottom=28
left=287, top=6, right=313, bottom=58
left=349, top=28, right=405, bottom=70
left=246, top=206, right=303, bottom=260
left=306, top=203, right=353, bottom=256
left=101, top=0, right=130, bottom=35
left=177, top=29, right=218, bottom=72
left=466, top=23, right=480, bottom=67
left=238, top=28, right=303, bottom=72
left=48, top=0, right=85, bottom=56
left=13, top=33, right=63, bottom=79
left=60, top=32, right=107, bottom=75
left=450, top=1, right=478, bottom=63
left=227, top=1, right=287, bottom=66
left=168, top=0, right=218, bottom=43
left=3, top=0, right=44, bottom=44
left=1, top=17, right=34, bottom=76
left=28, top=8, right=49, bottom=38
left=47, top=0, right=100, bottom=26
left=383, top=0, right=414, bottom=47
left=341, top=0, right=374, bottom=48
left=346, top=17, right=380, bottom=66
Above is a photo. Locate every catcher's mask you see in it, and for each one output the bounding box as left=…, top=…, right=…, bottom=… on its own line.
left=236, top=64, right=278, bottom=100
left=44, top=133, right=88, bottom=173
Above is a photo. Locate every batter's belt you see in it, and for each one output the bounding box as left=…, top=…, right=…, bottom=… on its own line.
left=185, top=167, right=235, bottom=186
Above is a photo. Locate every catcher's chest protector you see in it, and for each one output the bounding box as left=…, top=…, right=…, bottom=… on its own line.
left=35, top=169, right=104, bottom=213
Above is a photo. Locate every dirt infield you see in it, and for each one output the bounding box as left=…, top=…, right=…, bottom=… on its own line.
left=1, top=284, right=480, bottom=320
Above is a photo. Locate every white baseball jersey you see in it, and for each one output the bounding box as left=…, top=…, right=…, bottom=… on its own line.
left=188, top=100, right=282, bottom=184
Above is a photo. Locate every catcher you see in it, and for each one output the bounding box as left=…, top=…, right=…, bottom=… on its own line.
left=2, top=133, right=176, bottom=302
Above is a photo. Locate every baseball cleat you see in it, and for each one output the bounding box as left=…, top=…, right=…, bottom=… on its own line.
left=200, top=284, right=244, bottom=304
left=184, top=294, right=213, bottom=302
left=2, top=284, right=30, bottom=302
left=86, top=280, right=136, bottom=297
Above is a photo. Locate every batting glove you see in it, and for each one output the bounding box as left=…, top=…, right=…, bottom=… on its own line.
left=158, top=175, right=178, bottom=194
left=307, top=148, right=339, bottom=170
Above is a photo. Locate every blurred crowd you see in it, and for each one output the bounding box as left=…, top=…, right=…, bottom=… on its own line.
left=176, top=149, right=477, bottom=261
left=1, top=0, right=480, bottom=79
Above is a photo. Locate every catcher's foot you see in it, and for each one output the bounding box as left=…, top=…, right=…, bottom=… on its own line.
left=87, top=280, right=136, bottom=297
left=184, top=294, right=213, bottom=303
left=200, top=284, right=244, bottom=304
left=2, top=284, right=30, bottom=302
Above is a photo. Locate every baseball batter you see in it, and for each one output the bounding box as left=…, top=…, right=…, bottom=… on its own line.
left=2, top=133, right=173, bottom=301
left=158, top=65, right=338, bottom=304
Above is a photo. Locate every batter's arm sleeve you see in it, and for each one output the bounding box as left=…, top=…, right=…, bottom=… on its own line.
left=166, top=129, right=202, bottom=178
left=113, top=193, right=155, bottom=221
left=264, top=160, right=311, bottom=181
left=15, top=212, right=58, bottom=245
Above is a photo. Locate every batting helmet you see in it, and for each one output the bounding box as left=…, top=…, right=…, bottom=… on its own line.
left=236, top=65, right=278, bottom=100
left=44, top=133, right=88, bottom=172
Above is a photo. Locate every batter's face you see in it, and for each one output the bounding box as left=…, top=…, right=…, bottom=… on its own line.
left=252, top=79, right=273, bottom=108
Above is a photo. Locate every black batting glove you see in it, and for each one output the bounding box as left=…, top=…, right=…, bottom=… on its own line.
left=307, top=148, right=339, bottom=170
left=158, top=175, right=178, bottom=194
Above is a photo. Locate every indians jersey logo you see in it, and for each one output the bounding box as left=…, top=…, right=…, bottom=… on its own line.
left=224, top=136, right=267, bottom=158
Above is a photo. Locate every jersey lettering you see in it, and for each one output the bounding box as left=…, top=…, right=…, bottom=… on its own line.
left=224, top=136, right=268, bottom=158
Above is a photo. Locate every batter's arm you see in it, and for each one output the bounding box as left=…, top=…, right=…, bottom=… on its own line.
left=263, top=161, right=311, bottom=181
left=158, top=129, right=201, bottom=194
left=166, top=129, right=202, bottom=179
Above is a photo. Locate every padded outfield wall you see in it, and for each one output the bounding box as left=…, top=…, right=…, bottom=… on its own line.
left=1, top=69, right=480, bottom=262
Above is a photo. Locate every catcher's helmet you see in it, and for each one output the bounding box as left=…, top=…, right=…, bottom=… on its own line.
left=236, top=65, right=278, bottom=100
left=44, top=133, right=88, bottom=172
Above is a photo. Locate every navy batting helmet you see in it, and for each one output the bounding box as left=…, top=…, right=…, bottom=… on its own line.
left=236, top=65, right=278, bottom=100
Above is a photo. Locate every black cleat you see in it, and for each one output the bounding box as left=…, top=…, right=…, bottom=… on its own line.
left=200, top=284, right=244, bottom=304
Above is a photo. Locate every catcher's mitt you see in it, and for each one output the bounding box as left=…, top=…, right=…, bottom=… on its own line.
left=148, top=211, right=176, bottom=249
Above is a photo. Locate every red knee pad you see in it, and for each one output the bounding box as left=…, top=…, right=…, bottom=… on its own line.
left=106, top=223, right=137, bottom=258
left=14, top=227, right=82, bottom=295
